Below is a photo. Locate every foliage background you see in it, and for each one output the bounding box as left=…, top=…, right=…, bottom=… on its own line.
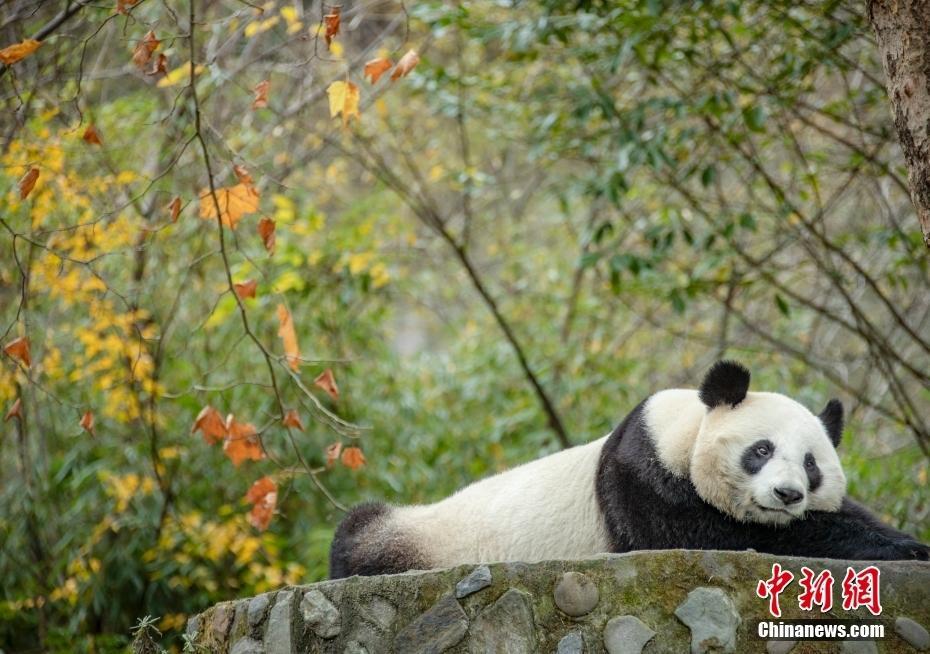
left=1, top=0, right=928, bottom=651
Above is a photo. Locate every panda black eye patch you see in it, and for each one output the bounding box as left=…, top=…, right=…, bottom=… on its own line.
left=741, top=439, right=775, bottom=475
left=805, top=452, right=822, bottom=491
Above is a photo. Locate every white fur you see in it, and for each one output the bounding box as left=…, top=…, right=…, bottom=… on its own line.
left=645, top=389, right=709, bottom=477
left=647, top=389, right=846, bottom=525
left=387, top=436, right=611, bottom=568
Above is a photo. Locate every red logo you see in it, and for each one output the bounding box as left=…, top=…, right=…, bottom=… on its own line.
left=798, top=566, right=834, bottom=612
left=756, top=563, right=794, bottom=618
left=757, top=564, right=882, bottom=617
left=841, top=566, right=882, bottom=616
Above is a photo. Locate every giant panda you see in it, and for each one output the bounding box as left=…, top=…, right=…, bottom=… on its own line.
left=330, top=360, right=928, bottom=578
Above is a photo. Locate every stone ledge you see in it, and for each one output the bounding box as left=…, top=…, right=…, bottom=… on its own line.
left=185, top=551, right=930, bottom=653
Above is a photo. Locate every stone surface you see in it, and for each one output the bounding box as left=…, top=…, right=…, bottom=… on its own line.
left=362, top=595, right=397, bottom=632
left=394, top=593, right=468, bottom=654
left=469, top=588, right=537, bottom=654
left=896, top=616, right=930, bottom=651
left=603, top=615, right=656, bottom=654
left=674, top=586, right=740, bottom=654
left=211, top=603, right=234, bottom=642
left=300, top=588, right=341, bottom=638
left=553, top=571, right=600, bottom=617
left=344, top=641, right=368, bottom=654
left=700, top=550, right=736, bottom=582
left=229, top=637, right=264, bottom=654
left=557, top=631, right=584, bottom=654
left=247, top=593, right=271, bottom=629
left=455, top=564, right=492, bottom=598
left=765, top=640, right=796, bottom=654
left=840, top=642, right=878, bottom=654
left=184, top=551, right=930, bottom=654
left=264, top=590, right=293, bottom=654
left=185, top=613, right=201, bottom=640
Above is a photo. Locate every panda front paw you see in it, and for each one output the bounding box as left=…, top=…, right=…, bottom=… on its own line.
left=870, top=537, right=929, bottom=561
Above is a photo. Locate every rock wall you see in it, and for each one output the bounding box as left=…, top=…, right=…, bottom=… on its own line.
left=184, top=551, right=930, bottom=653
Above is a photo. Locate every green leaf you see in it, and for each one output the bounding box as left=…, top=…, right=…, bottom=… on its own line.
left=775, top=294, right=791, bottom=317
left=742, top=105, right=767, bottom=132
left=700, top=165, right=717, bottom=187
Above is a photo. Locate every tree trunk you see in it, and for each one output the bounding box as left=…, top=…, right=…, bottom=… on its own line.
left=868, top=0, right=930, bottom=248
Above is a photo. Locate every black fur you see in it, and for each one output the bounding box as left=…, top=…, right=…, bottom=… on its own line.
left=329, top=502, right=427, bottom=579
left=595, top=402, right=929, bottom=561
left=698, top=360, right=751, bottom=408
left=804, top=453, right=823, bottom=492
left=819, top=399, right=844, bottom=446
left=740, top=439, right=774, bottom=475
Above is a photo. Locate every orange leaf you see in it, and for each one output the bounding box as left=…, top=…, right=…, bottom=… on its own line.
left=363, top=57, right=392, bottom=84
left=132, top=30, right=160, bottom=69
left=223, top=415, right=264, bottom=466
left=233, top=164, right=254, bottom=187
left=258, top=217, right=276, bottom=254
left=147, top=53, right=167, bottom=76
left=233, top=279, right=258, bottom=300
left=324, top=442, right=342, bottom=467
left=3, top=336, right=31, bottom=367
left=252, top=80, right=269, bottom=109
left=82, top=124, right=103, bottom=145
left=18, top=168, right=39, bottom=199
left=167, top=196, right=182, bottom=222
left=245, top=476, right=277, bottom=531
left=323, top=8, right=340, bottom=47
left=0, top=39, right=41, bottom=65
left=341, top=446, right=366, bottom=470
left=79, top=410, right=96, bottom=435
left=198, top=183, right=260, bottom=229
left=4, top=398, right=22, bottom=422
left=191, top=405, right=227, bottom=444
left=276, top=304, right=300, bottom=371
left=116, top=0, right=139, bottom=14
left=391, top=49, right=420, bottom=81
left=314, top=368, right=339, bottom=401
left=282, top=408, right=304, bottom=430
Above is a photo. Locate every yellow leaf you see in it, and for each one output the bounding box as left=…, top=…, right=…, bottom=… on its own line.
left=280, top=6, right=302, bottom=33
left=156, top=61, right=204, bottom=88
left=0, top=39, right=41, bottom=65
left=327, top=80, right=360, bottom=127
left=199, top=184, right=260, bottom=229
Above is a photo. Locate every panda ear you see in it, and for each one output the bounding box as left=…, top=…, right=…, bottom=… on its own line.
left=698, top=360, right=751, bottom=409
left=819, top=399, right=844, bottom=447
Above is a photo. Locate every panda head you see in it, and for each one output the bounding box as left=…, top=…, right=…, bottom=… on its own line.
left=689, top=360, right=847, bottom=526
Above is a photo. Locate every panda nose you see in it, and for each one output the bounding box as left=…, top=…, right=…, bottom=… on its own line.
left=773, top=487, right=804, bottom=506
